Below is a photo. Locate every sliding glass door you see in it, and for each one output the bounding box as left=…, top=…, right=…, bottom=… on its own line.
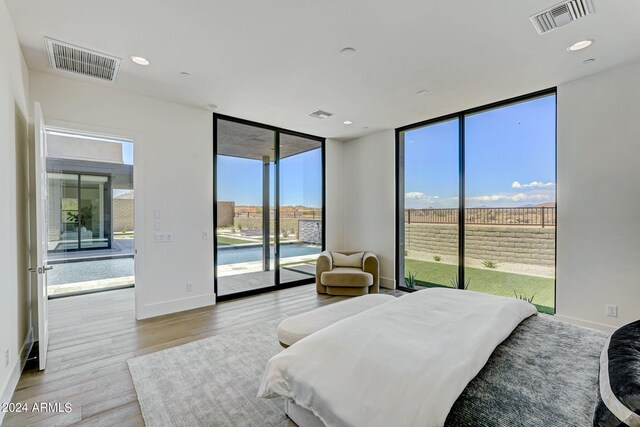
left=214, top=116, right=325, bottom=299
left=48, top=172, right=111, bottom=251
left=278, top=133, right=324, bottom=284
left=397, top=90, right=556, bottom=313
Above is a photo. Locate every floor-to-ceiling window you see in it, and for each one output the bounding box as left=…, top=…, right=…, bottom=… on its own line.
left=214, top=116, right=325, bottom=299
left=397, top=90, right=556, bottom=313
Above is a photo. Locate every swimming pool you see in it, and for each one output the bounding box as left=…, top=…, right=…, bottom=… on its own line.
left=217, top=243, right=321, bottom=265
left=48, top=256, right=134, bottom=286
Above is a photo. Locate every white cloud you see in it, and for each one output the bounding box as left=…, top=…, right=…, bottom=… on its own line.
left=405, top=192, right=426, bottom=200
left=512, top=181, right=555, bottom=189
left=405, top=192, right=440, bottom=200
left=467, top=192, right=552, bottom=203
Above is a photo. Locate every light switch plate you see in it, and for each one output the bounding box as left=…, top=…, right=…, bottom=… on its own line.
left=154, top=232, right=173, bottom=243
left=202, top=231, right=209, bottom=240
left=154, top=209, right=161, bottom=219
left=606, top=304, right=618, bottom=317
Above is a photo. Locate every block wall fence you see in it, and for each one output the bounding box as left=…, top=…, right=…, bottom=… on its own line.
left=405, top=224, right=555, bottom=266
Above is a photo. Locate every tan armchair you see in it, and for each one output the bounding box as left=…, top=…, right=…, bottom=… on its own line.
left=316, top=250, right=379, bottom=296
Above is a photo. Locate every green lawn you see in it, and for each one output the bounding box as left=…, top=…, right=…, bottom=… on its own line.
left=404, top=259, right=555, bottom=314
left=216, top=235, right=256, bottom=245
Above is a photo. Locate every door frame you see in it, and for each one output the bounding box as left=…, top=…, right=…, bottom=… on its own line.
left=37, top=120, right=145, bottom=316
left=213, top=114, right=326, bottom=301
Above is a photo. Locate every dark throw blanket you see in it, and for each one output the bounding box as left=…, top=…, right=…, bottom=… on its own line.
left=445, top=314, right=607, bottom=427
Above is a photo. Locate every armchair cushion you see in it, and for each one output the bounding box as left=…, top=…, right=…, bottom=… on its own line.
left=321, top=268, right=373, bottom=288
left=331, top=251, right=364, bottom=268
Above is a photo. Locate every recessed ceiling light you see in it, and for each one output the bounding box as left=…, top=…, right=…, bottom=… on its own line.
left=583, top=58, right=596, bottom=64
left=567, top=39, right=593, bottom=52
left=180, top=71, right=190, bottom=76
left=416, top=90, right=429, bottom=96
left=343, top=120, right=353, bottom=125
left=130, top=56, right=150, bottom=66
left=340, top=47, right=357, bottom=57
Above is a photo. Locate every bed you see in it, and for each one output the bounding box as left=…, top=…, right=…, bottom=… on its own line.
left=258, top=289, right=611, bottom=427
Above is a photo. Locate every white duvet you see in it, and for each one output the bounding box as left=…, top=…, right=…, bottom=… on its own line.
left=258, top=288, right=536, bottom=427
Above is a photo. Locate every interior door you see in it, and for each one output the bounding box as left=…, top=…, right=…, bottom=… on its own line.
left=33, top=102, right=50, bottom=370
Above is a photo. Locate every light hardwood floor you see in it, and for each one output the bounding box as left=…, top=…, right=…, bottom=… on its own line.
left=4, top=284, right=382, bottom=426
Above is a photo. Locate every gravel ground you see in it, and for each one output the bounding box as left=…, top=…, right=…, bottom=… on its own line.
left=406, top=250, right=554, bottom=278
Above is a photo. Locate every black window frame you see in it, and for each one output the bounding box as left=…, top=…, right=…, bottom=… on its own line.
left=213, top=113, right=326, bottom=301
left=395, top=88, right=557, bottom=313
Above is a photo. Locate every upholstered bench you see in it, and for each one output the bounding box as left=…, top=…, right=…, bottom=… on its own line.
left=276, top=294, right=395, bottom=348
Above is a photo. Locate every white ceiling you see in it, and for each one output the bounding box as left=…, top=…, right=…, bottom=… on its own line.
left=5, top=0, right=640, bottom=140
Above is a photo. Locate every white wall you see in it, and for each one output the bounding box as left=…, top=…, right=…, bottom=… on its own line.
left=29, top=70, right=215, bottom=319
left=556, top=60, right=640, bottom=330
left=342, top=130, right=396, bottom=288
left=325, top=138, right=345, bottom=250
left=0, top=0, right=32, bottom=417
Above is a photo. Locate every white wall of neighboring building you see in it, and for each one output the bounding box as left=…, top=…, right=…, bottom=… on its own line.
left=47, top=133, right=124, bottom=164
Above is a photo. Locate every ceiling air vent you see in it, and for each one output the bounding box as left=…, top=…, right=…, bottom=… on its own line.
left=307, top=110, right=333, bottom=120
left=45, top=37, right=122, bottom=83
left=530, top=0, right=595, bottom=35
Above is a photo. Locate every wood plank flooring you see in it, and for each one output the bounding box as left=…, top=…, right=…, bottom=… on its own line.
left=4, top=284, right=369, bottom=426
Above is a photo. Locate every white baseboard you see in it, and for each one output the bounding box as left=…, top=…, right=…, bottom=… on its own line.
left=0, top=327, right=33, bottom=425
left=136, top=293, right=216, bottom=320
left=554, top=314, right=616, bottom=333
left=380, top=276, right=395, bottom=289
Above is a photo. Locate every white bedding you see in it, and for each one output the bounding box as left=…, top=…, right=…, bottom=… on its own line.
left=258, top=288, right=537, bottom=427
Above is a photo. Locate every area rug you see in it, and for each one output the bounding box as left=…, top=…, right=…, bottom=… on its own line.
left=127, top=321, right=293, bottom=427
left=129, top=312, right=608, bottom=427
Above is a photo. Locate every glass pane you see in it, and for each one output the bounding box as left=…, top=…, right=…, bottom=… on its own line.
left=79, top=175, right=110, bottom=249
left=216, top=119, right=276, bottom=296
left=48, top=172, right=80, bottom=251
left=278, top=134, right=323, bottom=284
left=402, top=119, right=460, bottom=289
left=464, top=94, right=556, bottom=313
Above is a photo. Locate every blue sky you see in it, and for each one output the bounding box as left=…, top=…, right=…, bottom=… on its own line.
left=405, top=94, right=556, bottom=208
left=217, top=148, right=322, bottom=207
left=122, top=142, right=134, bottom=165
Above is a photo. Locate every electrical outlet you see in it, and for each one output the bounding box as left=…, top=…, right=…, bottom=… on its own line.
left=4, top=349, right=9, bottom=368
left=186, top=283, right=193, bottom=293
left=606, top=304, right=618, bottom=317
left=201, top=231, right=209, bottom=240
